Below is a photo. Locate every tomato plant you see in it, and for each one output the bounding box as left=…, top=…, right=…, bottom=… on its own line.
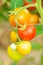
left=18, top=25, right=36, bottom=40
left=7, top=0, right=43, bottom=65
left=10, top=31, right=17, bottom=42
left=9, top=8, right=30, bottom=27
left=17, top=41, right=31, bottom=55
left=7, top=43, right=23, bottom=61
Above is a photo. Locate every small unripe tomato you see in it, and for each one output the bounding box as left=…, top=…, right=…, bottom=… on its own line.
left=17, top=41, right=31, bottom=55
left=7, top=43, right=23, bottom=61
left=10, top=31, right=17, bottom=42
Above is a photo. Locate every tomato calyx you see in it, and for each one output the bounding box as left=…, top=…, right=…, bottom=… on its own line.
left=19, top=24, right=27, bottom=30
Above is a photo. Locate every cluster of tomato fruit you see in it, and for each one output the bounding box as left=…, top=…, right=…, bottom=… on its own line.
left=7, top=7, right=38, bottom=61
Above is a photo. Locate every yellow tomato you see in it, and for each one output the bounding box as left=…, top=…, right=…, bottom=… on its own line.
left=10, top=31, right=17, bottom=42
left=7, top=43, right=23, bottom=61
left=17, top=41, right=31, bottom=55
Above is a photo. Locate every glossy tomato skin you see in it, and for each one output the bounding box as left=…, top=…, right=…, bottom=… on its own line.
left=7, top=44, right=23, bottom=61
left=24, top=0, right=36, bottom=10
left=18, top=25, right=36, bottom=40
left=9, top=8, right=30, bottom=27
left=17, top=41, right=31, bottom=55
left=28, top=14, right=39, bottom=24
left=9, top=14, right=16, bottom=27
left=10, top=31, right=17, bottom=42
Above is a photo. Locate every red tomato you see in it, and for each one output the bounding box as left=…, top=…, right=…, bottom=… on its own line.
left=18, top=25, right=36, bottom=40
left=24, top=0, right=36, bottom=10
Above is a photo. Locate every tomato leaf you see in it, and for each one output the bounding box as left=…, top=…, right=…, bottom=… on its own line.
left=35, top=25, right=43, bottom=36
left=27, top=0, right=33, bottom=2
left=10, top=0, right=24, bottom=10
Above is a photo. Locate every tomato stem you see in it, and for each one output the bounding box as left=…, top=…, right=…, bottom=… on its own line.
left=9, top=11, right=16, bottom=16
left=35, top=0, right=43, bottom=24
left=14, top=4, right=35, bottom=28
left=17, top=35, right=22, bottom=42
left=16, top=4, right=35, bottom=14
left=15, top=0, right=43, bottom=24
left=15, top=15, right=23, bottom=27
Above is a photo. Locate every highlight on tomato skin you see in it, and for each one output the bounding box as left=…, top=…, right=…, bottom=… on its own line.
left=7, top=43, right=23, bottom=61
left=17, top=41, right=31, bottom=55
left=28, top=14, right=39, bottom=24
left=18, top=25, right=36, bottom=41
left=9, top=8, right=31, bottom=27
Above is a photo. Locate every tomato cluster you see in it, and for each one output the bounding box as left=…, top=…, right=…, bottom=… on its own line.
left=7, top=7, right=37, bottom=61
left=9, top=8, right=39, bottom=27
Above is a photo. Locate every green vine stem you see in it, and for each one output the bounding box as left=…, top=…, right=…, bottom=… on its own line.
left=14, top=0, right=43, bottom=26
left=35, top=0, right=43, bottom=24
left=16, top=4, right=35, bottom=14
left=14, top=4, right=35, bottom=28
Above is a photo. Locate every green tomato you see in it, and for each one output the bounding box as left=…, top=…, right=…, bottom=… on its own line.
left=7, top=43, right=23, bottom=61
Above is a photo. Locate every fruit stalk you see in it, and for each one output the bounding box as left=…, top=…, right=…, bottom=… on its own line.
left=14, top=4, right=35, bottom=28
left=14, top=0, right=43, bottom=25
left=35, top=0, right=43, bottom=24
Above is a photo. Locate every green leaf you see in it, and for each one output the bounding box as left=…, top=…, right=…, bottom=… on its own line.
left=31, top=42, right=41, bottom=50
left=27, top=0, right=32, bottom=2
left=35, top=25, right=43, bottom=36
left=10, top=0, right=24, bottom=10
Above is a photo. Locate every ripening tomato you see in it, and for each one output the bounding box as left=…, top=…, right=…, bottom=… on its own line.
left=7, top=43, right=23, bottom=61
left=10, top=31, right=17, bottom=42
left=17, top=41, right=31, bottom=55
left=24, top=0, right=36, bottom=10
left=28, top=14, right=39, bottom=24
left=9, top=8, right=30, bottom=27
left=18, top=25, right=36, bottom=40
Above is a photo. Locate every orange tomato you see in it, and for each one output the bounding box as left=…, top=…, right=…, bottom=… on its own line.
left=9, top=14, right=16, bottom=26
left=9, top=8, right=30, bottom=27
left=28, top=14, right=39, bottom=24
